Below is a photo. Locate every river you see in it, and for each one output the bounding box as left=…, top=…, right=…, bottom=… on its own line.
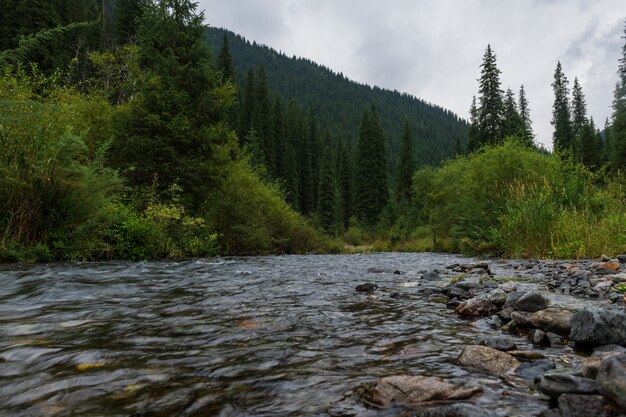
left=0, top=253, right=605, bottom=417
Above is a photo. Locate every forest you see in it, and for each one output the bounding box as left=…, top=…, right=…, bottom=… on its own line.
left=0, top=0, right=624, bottom=262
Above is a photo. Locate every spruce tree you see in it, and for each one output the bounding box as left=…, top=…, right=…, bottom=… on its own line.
left=317, top=147, right=341, bottom=234
left=337, top=143, right=353, bottom=228
left=502, top=88, right=524, bottom=139
left=397, top=119, right=415, bottom=201
left=355, top=105, right=388, bottom=226
left=551, top=61, right=575, bottom=153
left=467, top=96, right=480, bottom=151
left=217, top=33, right=235, bottom=82
left=611, top=20, right=626, bottom=171
left=475, top=44, right=505, bottom=149
left=518, top=85, right=535, bottom=146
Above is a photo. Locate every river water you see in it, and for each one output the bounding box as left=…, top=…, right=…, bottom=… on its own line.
left=0, top=253, right=603, bottom=417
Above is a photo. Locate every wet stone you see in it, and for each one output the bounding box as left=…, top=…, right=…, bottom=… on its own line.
left=514, top=291, right=548, bottom=312
left=355, top=283, right=378, bottom=293
left=421, top=271, right=440, bottom=281
left=457, top=345, right=520, bottom=375
left=536, top=372, right=599, bottom=398
left=514, top=359, right=555, bottom=382
left=455, top=298, right=499, bottom=317
left=416, top=403, right=498, bottom=417
left=479, top=337, right=517, bottom=352
left=546, top=332, right=564, bottom=346
left=531, top=307, right=574, bottom=336
left=473, top=315, right=503, bottom=330
left=484, top=288, right=507, bottom=307
left=596, top=353, right=626, bottom=412
left=511, top=311, right=534, bottom=327
left=557, top=394, right=608, bottom=417
left=569, top=308, right=626, bottom=347
left=509, top=350, right=547, bottom=360
left=528, top=329, right=547, bottom=345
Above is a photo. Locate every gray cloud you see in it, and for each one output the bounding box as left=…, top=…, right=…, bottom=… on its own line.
left=198, top=0, right=626, bottom=149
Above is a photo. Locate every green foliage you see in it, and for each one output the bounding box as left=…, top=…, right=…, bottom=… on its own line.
left=397, top=119, right=415, bottom=201
left=410, top=139, right=626, bottom=258
left=552, top=62, right=575, bottom=153
left=209, top=158, right=321, bottom=255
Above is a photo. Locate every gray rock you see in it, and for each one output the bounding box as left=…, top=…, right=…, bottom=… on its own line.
left=531, top=308, right=574, bottom=336
left=515, top=359, right=555, bottom=381
left=446, top=298, right=461, bottom=309
left=618, top=254, right=626, bottom=264
left=558, top=394, right=608, bottom=417
left=536, top=372, right=599, bottom=398
left=422, top=271, right=440, bottom=281
left=528, top=329, right=547, bottom=345
left=485, top=288, right=508, bottom=307
left=511, top=311, right=534, bottom=326
left=499, top=281, right=518, bottom=293
left=546, top=332, right=565, bottom=346
left=498, top=307, right=513, bottom=320
left=601, top=255, right=612, bottom=262
left=448, top=286, right=470, bottom=300
left=611, top=273, right=626, bottom=283
left=455, top=298, right=499, bottom=317
left=515, top=291, right=549, bottom=312
left=417, top=404, right=498, bottom=417
left=363, top=375, right=481, bottom=407
left=596, top=353, right=626, bottom=411
left=509, top=350, right=547, bottom=360
left=457, top=345, right=520, bottom=375
left=504, top=291, right=525, bottom=309
left=473, top=315, right=503, bottom=330
left=479, top=337, right=517, bottom=352
left=569, top=308, right=626, bottom=347
left=356, top=283, right=378, bottom=293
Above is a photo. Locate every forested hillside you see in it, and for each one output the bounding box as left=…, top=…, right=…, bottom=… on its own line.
left=206, top=27, right=469, bottom=169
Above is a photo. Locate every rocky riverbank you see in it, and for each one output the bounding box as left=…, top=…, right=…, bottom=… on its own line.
left=356, top=255, right=626, bottom=417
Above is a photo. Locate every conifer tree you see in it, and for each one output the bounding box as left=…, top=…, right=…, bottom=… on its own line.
left=518, top=85, right=534, bottom=146
left=317, top=147, right=341, bottom=234
left=551, top=61, right=575, bottom=153
left=355, top=105, right=388, bottom=225
left=611, top=20, right=626, bottom=171
left=397, top=119, right=415, bottom=201
left=467, top=96, right=480, bottom=151
left=337, top=143, right=353, bottom=228
left=217, top=33, right=235, bottom=82
left=475, top=45, right=505, bottom=149
left=502, top=88, right=524, bottom=139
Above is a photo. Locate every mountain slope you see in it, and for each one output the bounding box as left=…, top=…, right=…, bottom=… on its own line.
left=206, top=27, right=468, bottom=168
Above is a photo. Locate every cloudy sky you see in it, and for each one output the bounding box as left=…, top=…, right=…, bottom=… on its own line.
left=197, top=0, right=625, bottom=148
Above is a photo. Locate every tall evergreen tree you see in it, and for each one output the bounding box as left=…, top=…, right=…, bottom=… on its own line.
left=397, top=119, right=415, bottom=201
left=317, top=147, right=341, bottom=234
left=474, top=44, right=505, bottom=150
left=551, top=61, right=575, bottom=153
left=502, top=88, right=524, bottom=139
left=217, top=33, right=235, bottom=82
left=337, top=143, right=353, bottom=228
left=517, top=85, right=534, bottom=146
left=611, top=20, right=626, bottom=171
left=467, top=96, right=480, bottom=151
left=355, top=105, right=388, bottom=225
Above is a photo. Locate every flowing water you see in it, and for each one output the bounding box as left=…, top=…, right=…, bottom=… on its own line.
left=0, top=253, right=605, bottom=417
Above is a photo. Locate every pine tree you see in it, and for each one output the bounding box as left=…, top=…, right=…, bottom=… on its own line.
left=551, top=61, right=575, bottom=153
left=238, top=69, right=255, bottom=141
left=337, top=143, right=353, bottom=228
left=355, top=105, right=389, bottom=225
left=611, top=20, right=626, bottom=171
left=113, top=0, right=145, bottom=45
left=317, top=147, right=341, bottom=234
left=467, top=96, right=480, bottom=151
left=397, top=119, right=415, bottom=201
left=517, top=85, right=534, bottom=147
left=217, top=33, right=235, bottom=82
left=502, top=88, right=524, bottom=139
left=475, top=44, right=505, bottom=149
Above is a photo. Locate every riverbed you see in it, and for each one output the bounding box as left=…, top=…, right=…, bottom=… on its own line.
left=0, top=253, right=612, bottom=417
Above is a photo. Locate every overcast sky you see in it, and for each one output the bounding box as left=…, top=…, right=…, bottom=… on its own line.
left=197, top=0, right=625, bottom=149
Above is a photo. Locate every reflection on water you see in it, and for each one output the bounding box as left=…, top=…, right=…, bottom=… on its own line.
left=0, top=254, right=599, bottom=416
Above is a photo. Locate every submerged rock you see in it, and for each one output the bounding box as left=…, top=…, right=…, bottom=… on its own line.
left=362, top=375, right=481, bottom=408
left=455, top=298, right=498, bottom=317
left=484, top=288, right=508, bottom=307
left=514, top=359, right=555, bottom=382
left=355, top=283, right=378, bottom=293
left=479, top=337, right=517, bottom=352
left=596, top=353, right=626, bottom=411
left=509, top=350, right=547, bottom=360
left=457, top=345, right=520, bottom=375
left=569, top=309, right=626, bottom=347
left=536, top=372, right=598, bottom=398
left=514, top=291, right=548, bottom=312
left=417, top=403, right=498, bottom=417
left=531, top=308, right=574, bottom=336
left=557, top=394, right=608, bottom=417
left=528, top=329, right=547, bottom=345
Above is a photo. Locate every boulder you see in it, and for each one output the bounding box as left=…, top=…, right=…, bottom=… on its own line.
left=546, top=332, right=564, bottom=346
left=569, top=309, right=626, bottom=347
left=611, top=273, right=626, bottom=283
left=422, top=271, right=440, bottom=281
left=514, top=359, right=555, bottom=382
left=503, top=291, right=525, bottom=309
left=363, top=375, right=481, bottom=407
left=484, top=288, right=507, bottom=307
left=595, top=262, right=621, bottom=272
left=455, top=298, right=499, bottom=317
left=457, top=345, right=520, bottom=375
left=417, top=404, right=498, bottom=417
left=514, top=291, right=548, bottom=312
left=448, top=286, right=470, bottom=300
left=531, top=308, right=574, bottom=336
left=596, top=353, right=626, bottom=411
left=499, top=281, right=518, bottom=293
left=536, top=372, right=598, bottom=398
left=473, top=315, right=503, bottom=330
left=557, top=394, right=608, bottom=417
left=617, top=254, right=626, bottom=264
left=528, top=329, right=547, bottom=345
left=511, top=311, right=534, bottom=326
left=478, top=337, right=517, bottom=352
left=355, top=283, right=378, bottom=293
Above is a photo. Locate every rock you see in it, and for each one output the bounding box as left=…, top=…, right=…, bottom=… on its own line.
left=363, top=375, right=481, bottom=407
left=457, top=345, right=520, bottom=375
left=596, top=353, right=626, bottom=411
left=448, top=286, right=470, bottom=300
left=422, top=271, right=440, bottom=281
left=595, top=262, right=621, bottom=272
left=498, top=307, right=513, bottom=320
left=393, top=270, right=402, bottom=275
left=503, top=291, right=525, bottom=309
left=546, top=332, right=565, bottom=346
left=479, top=337, right=517, bottom=351
left=511, top=311, right=534, bottom=327
left=528, top=329, right=547, bottom=345
left=583, top=346, right=626, bottom=378
left=355, top=283, right=378, bottom=293
left=367, top=267, right=386, bottom=274
left=557, top=394, right=608, bottom=417
left=446, top=298, right=461, bottom=309
left=390, top=292, right=411, bottom=300
left=454, top=276, right=484, bottom=291
left=617, top=254, right=626, bottom=264
left=509, top=350, right=547, bottom=360
left=428, top=294, right=449, bottom=304
left=569, top=309, right=626, bottom=347
left=455, top=298, right=499, bottom=317
left=514, top=291, right=549, bottom=312
left=484, top=289, right=507, bottom=307
left=499, top=281, right=518, bottom=293
left=611, top=273, right=626, bottom=283
left=536, top=372, right=599, bottom=398
left=473, top=315, right=503, bottom=330
left=601, top=255, right=612, bottom=262
left=416, top=403, right=498, bottom=417
left=531, top=308, right=574, bottom=336
left=515, top=359, right=555, bottom=382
